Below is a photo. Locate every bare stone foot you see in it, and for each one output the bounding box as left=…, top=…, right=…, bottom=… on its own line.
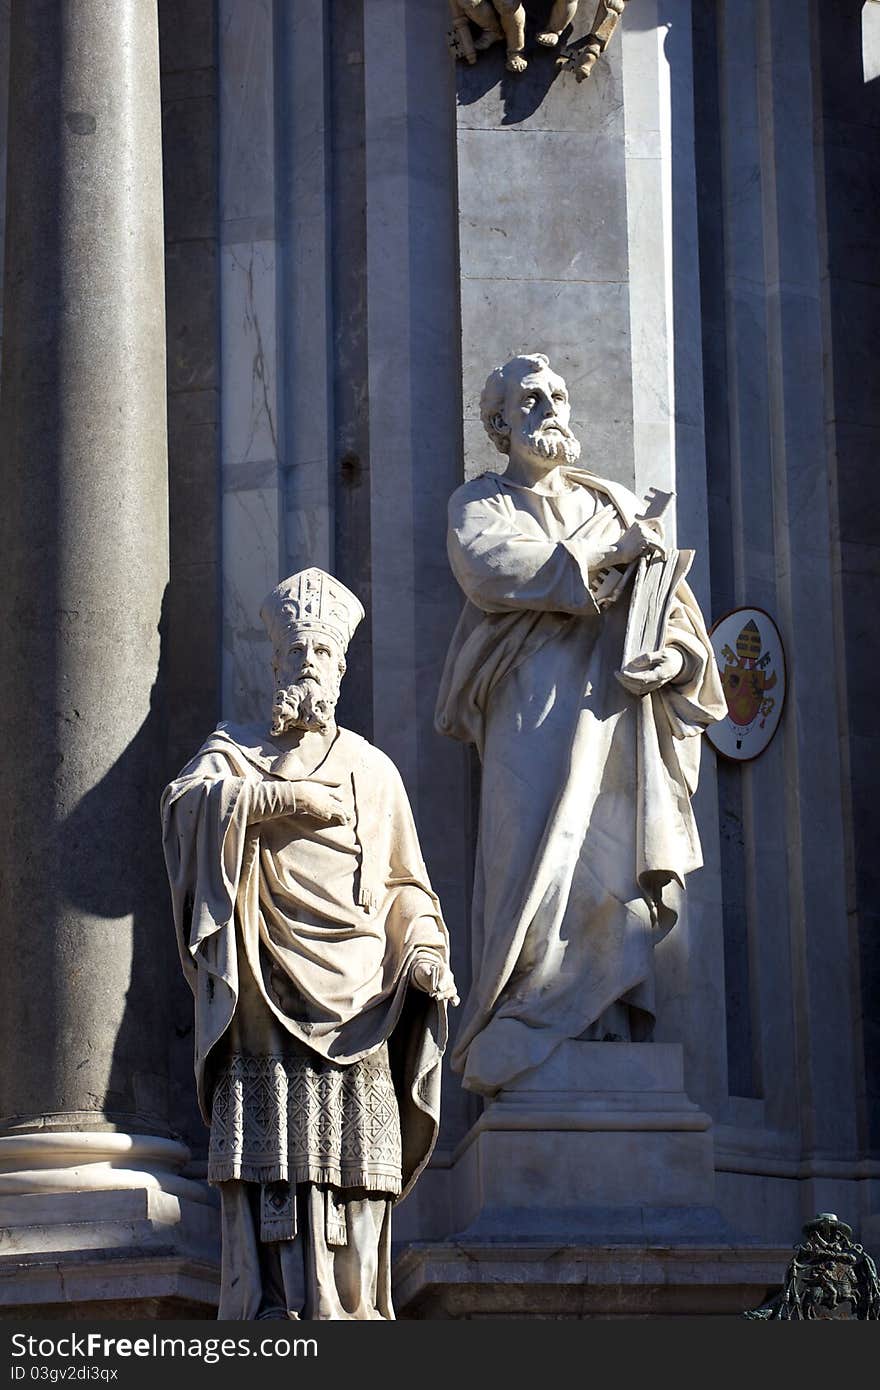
left=474, top=28, right=503, bottom=50
left=506, top=51, right=528, bottom=73
left=574, top=57, right=597, bottom=81
left=536, top=31, right=560, bottom=46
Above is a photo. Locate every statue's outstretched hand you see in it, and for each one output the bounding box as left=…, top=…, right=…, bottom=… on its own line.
left=616, top=646, right=685, bottom=695
left=411, top=954, right=459, bottom=1006
left=295, top=783, right=351, bottom=827
left=248, top=780, right=351, bottom=826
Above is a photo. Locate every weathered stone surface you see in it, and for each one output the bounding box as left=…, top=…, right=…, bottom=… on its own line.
left=161, top=99, right=217, bottom=243
left=449, top=1042, right=718, bottom=1232
left=0, top=1137, right=219, bottom=1315
left=165, top=240, right=219, bottom=394
left=0, top=0, right=171, bottom=1136
left=394, top=1241, right=789, bottom=1318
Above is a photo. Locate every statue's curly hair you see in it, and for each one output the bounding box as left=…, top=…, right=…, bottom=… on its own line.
left=479, top=353, right=550, bottom=455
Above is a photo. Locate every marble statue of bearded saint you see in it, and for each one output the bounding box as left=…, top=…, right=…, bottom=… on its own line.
left=435, top=353, right=725, bottom=1097
left=162, top=568, right=457, bottom=1320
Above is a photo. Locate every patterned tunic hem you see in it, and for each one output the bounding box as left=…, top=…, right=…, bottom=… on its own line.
left=208, top=1047, right=403, bottom=1195
left=208, top=1160, right=402, bottom=1194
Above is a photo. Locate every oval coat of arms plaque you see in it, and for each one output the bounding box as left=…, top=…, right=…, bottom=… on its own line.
left=705, top=607, right=786, bottom=762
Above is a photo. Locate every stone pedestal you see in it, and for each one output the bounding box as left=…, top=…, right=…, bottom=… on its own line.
left=449, top=1043, right=723, bottom=1239
left=393, top=1241, right=788, bottom=1318
left=394, top=1043, right=746, bottom=1317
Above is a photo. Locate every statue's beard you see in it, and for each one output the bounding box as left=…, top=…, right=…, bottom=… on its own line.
left=270, top=678, right=340, bottom=736
left=522, top=424, right=582, bottom=466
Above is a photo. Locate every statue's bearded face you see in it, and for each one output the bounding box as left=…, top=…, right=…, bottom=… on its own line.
left=270, top=630, right=345, bottom=735
left=505, top=366, right=581, bottom=468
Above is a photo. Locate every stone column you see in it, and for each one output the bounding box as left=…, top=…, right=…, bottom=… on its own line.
left=0, top=0, right=216, bottom=1314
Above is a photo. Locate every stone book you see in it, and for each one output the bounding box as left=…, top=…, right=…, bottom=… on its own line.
left=619, top=546, right=694, bottom=672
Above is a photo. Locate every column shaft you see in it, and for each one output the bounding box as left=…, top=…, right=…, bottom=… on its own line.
left=0, top=0, right=171, bottom=1135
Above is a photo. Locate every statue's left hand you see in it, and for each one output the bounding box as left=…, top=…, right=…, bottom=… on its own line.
left=411, top=955, right=460, bottom=1006
left=616, top=646, right=684, bottom=694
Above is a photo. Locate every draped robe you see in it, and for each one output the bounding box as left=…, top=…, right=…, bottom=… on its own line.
left=162, top=724, right=449, bottom=1318
left=435, top=466, right=725, bottom=1096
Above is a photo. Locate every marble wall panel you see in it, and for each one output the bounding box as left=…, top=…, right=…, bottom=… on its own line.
left=821, top=141, right=880, bottom=291
left=363, top=26, right=419, bottom=801
left=827, top=280, right=880, bottom=430
left=714, top=1171, right=803, bottom=1245
left=699, top=0, right=793, bottom=1129
left=848, top=726, right=880, bottom=900
left=165, top=240, right=219, bottom=394
left=456, top=11, right=634, bottom=496
left=166, top=559, right=221, bottom=746
left=758, top=2, right=859, bottom=1158
left=159, top=0, right=217, bottom=74
left=161, top=87, right=218, bottom=244
left=276, top=0, right=334, bottom=581
left=663, top=5, right=716, bottom=593
left=218, top=0, right=276, bottom=231
left=0, top=0, right=9, bottom=375
left=713, top=763, right=755, bottom=1101
left=832, top=424, right=880, bottom=549
left=221, top=484, right=280, bottom=721
left=362, top=0, right=475, bottom=1166
left=857, top=898, right=880, bottom=1147
left=220, top=240, right=278, bottom=470
left=218, top=0, right=281, bottom=723
left=219, top=236, right=281, bottom=722
left=622, top=10, right=674, bottom=505
left=740, top=742, right=796, bottom=1128
left=833, top=548, right=880, bottom=742
left=693, top=0, right=734, bottom=616
left=457, top=128, right=629, bottom=283
left=158, top=0, right=225, bottom=1155
left=818, top=0, right=880, bottom=1158
left=167, top=390, right=220, bottom=575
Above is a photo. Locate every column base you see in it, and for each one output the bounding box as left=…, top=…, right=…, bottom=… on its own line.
left=0, top=1133, right=220, bottom=1317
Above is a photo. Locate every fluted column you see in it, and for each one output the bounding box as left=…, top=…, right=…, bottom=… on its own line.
left=0, top=0, right=171, bottom=1141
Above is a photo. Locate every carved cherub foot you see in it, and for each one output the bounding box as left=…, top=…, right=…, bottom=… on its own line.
left=506, top=50, right=528, bottom=72
left=474, top=26, right=503, bottom=50
left=573, top=54, right=598, bottom=81
left=535, top=31, right=561, bottom=45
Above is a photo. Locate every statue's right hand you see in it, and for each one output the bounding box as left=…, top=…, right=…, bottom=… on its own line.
left=295, top=784, right=351, bottom=827
left=606, top=519, right=666, bottom=567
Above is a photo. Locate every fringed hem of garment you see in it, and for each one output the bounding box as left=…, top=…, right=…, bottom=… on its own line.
left=208, top=1046, right=403, bottom=1187
left=208, top=1160, right=402, bottom=1194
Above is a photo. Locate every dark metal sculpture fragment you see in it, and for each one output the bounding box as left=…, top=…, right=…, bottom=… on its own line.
left=746, top=1213, right=880, bottom=1320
